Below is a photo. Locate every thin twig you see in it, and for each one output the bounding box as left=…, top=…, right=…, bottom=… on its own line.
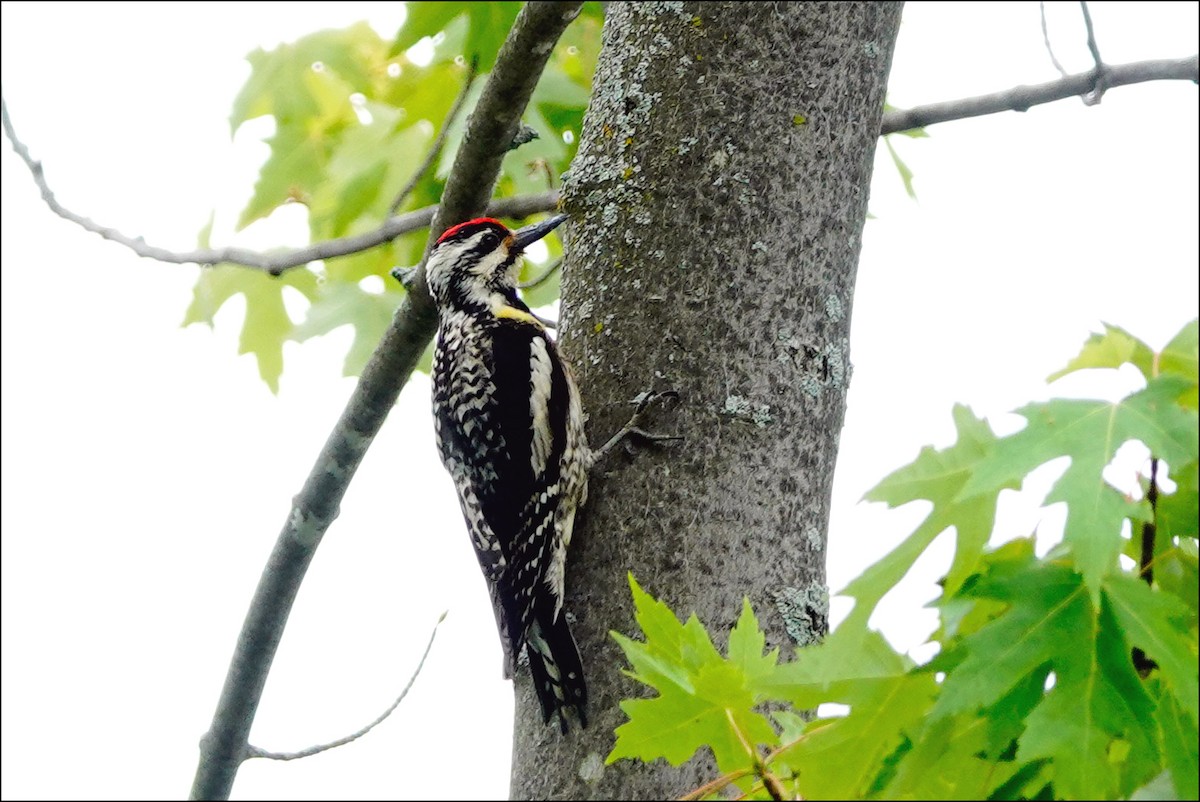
left=681, top=728, right=813, bottom=802
left=678, top=768, right=754, bottom=801
left=188, top=3, right=584, bottom=799
left=734, top=779, right=769, bottom=801
left=881, top=55, right=1198, bottom=134
left=1039, top=1, right=1070, bottom=78
left=1078, top=2, right=1108, bottom=105
left=725, top=710, right=787, bottom=802
left=389, top=57, right=479, bottom=215
left=1040, top=2, right=1108, bottom=105
left=759, top=767, right=788, bottom=801
left=246, top=613, right=446, bottom=761
left=1, top=97, right=560, bottom=276
left=519, top=257, right=562, bottom=289
left=1079, top=2, right=1104, bottom=74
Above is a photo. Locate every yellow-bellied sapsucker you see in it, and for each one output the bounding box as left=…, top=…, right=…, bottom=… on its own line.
left=426, top=213, right=588, bottom=732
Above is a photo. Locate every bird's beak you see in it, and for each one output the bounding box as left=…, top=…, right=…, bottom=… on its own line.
left=512, top=213, right=570, bottom=251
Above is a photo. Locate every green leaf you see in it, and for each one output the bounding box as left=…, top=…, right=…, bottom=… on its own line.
left=851, top=405, right=1005, bottom=625
left=933, top=559, right=1082, bottom=718
left=883, top=135, right=917, bottom=199
left=183, top=266, right=319, bottom=393
left=879, top=712, right=1027, bottom=800
left=1161, top=319, right=1199, bottom=381
left=305, top=103, right=432, bottom=240
left=1154, top=529, right=1199, bottom=618
left=986, top=663, right=1051, bottom=752
left=959, top=375, right=1200, bottom=593
left=1154, top=683, right=1199, bottom=800
left=290, top=282, right=404, bottom=378
left=988, top=761, right=1053, bottom=801
left=609, top=674, right=776, bottom=774
left=783, top=673, right=937, bottom=800
left=611, top=575, right=712, bottom=697
left=237, top=116, right=337, bottom=230
left=231, top=23, right=404, bottom=230
left=608, top=576, right=778, bottom=773
left=1016, top=592, right=1159, bottom=799
left=1160, top=319, right=1199, bottom=409
left=197, top=211, right=215, bottom=249
left=389, top=2, right=523, bottom=71
left=1159, top=458, right=1199, bottom=542
left=231, top=23, right=386, bottom=131
left=1047, top=322, right=1157, bottom=384
left=727, top=598, right=779, bottom=684
left=531, top=63, right=593, bottom=110
left=758, top=628, right=911, bottom=708
left=769, top=709, right=807, bottom=744
left=932, top=559, right=1160, bottom=799
left=1103, top=573, right=1198, bottom=724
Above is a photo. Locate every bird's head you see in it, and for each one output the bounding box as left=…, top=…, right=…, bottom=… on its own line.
left=425, top=213, right=569, bottom=313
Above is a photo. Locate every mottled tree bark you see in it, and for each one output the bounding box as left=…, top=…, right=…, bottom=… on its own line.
left=511, top=2, right=902, bottom=799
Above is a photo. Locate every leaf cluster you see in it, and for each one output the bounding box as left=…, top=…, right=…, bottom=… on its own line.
left=610, top=321, right=1199, bottom=800
left=184, top=3, right=603, bottom=390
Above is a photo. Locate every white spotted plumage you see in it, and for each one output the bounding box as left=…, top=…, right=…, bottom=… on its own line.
left=426, top=215, right=589, bottom=732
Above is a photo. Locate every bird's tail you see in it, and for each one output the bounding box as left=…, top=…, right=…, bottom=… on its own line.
left=525, top=608, right=587, bottom=733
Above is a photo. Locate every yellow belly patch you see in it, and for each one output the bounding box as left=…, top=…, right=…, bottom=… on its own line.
left=495, top=305, right=544, bottom=328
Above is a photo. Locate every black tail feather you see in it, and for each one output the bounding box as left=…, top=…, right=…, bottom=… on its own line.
left=524, top=608, right=587, bottom=733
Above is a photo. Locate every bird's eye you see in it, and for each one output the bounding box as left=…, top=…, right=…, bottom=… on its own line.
left=481, top=232, right=501, bottom=249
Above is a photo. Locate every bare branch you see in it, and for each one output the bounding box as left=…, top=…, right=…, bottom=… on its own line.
left=881, top=55, right=1198, bottom=134
left=9, top=55, right=1193, bottom=277
left=246, top=613, right=445, bottom=762
left=388, top=57, right=479, bottom=215
left=188, top=4, right=582, bottom=800
left=2, top=97, right=558, bottom=276
left=679, top=769, right=754, bottom=801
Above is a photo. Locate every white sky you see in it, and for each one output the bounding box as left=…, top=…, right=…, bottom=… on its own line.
left=1, top=2, right=1197, bottom=800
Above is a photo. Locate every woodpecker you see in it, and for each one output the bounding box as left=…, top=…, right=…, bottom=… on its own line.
left=426, top=213, right=588, bottom=732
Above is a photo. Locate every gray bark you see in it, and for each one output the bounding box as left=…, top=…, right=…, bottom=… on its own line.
left=511, top=2, right=902, bottom=799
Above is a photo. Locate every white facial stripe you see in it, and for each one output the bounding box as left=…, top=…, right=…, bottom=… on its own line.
left=468, top=240, right=509, bottom=276
left=529, top=337, right=554, bottom=476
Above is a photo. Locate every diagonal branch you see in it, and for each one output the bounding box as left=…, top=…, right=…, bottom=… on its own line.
left=881, top=55, right=1198, bottom=134
left=186, top=3, right=582, bottom=800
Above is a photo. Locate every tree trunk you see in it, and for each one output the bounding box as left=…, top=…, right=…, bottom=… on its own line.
left=511, top=2, right=902, bottom=798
